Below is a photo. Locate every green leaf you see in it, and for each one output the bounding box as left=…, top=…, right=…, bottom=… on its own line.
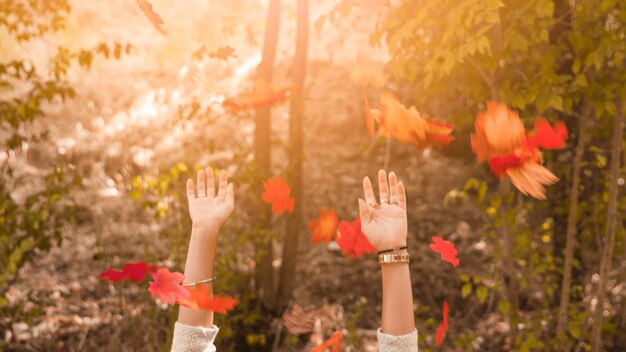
left=460, top=274, right=470, bottom=282
left=476, top=285, right=488, bottom=303
left=498, top=299, right=510, bottom=315
left=462, top=283, right=472, bottom=298
left=548, top=95, right=563, bottom=111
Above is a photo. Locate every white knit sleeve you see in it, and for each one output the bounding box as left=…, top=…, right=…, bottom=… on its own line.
left=171, top=322, right=219, bottom=352
left=377, top=328, right=418, bottom=352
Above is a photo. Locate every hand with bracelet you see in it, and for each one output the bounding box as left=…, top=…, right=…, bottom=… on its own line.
left=171, top=167, right=234, bottom=352
left=360, top=169, right=418, bottom=351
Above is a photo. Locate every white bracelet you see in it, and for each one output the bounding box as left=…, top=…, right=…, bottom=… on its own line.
left=182, top=276, right=215, bottom=287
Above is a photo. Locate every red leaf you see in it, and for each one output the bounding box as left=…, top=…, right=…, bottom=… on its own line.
left=436, top=300, right=449, bottom=347
left=148, top=268, right=189, bottom=305
left=310, top=331, right=343, bottom=352
left=261, top=177, right=295, bottom=214
left=309, top=208, right=339, bottom=244
left=488, top=154, right=524, bottom=176
left=336, top=217, right=376, bottom=258
left=207, top=46, right=236, bottom=60
left=177, top=284, right=239, bottom=314
left=429, top=236, right=459, bottom=268
left=98, top=261, right=157, bottom=283
left=524, top=118, right=568, bottom=150
left=135, top=0, right=166, bottom=35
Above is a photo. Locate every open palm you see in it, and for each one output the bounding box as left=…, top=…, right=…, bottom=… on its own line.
left=186, top=168, right=235, bottom=231
left=358, top=170, right=408, bottom=251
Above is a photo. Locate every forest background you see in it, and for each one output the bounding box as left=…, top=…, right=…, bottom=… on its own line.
left=1, top=0, right=625, bottom=351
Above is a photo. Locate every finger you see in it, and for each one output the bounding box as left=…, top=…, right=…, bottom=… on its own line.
left=388, top=171, right=399, bottom=204
left=197, top=169, right=206, bottom=197
left=363, top=176, right=377, bottom=205
left=226, top=183, right=235, bottom=206
left=397, top=181, right=407, bottom=210
left=378, top=169, right=390, bottom=203
left=186, top=178, right=195, bottom=199
left=358, top=198, right=371, bottom=224
left=205, top=167, right=215, bottom=198
left=217, top=170, right=228, bottom=202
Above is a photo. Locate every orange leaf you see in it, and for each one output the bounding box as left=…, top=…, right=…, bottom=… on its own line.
left=223, top=78, right=292, bottom=111
left=310, top=331, right=343, bottom=352
left=309, top=208, right=339, bottom=244
left=471, top=101, right=525, bottom=161
left=436, top=300, right=449, bottom=347
left=177, top=284, right=239, bottom=314
left=336, top=217, right=376, bottom=258
left=99, top=261, right=157, bottom=283
left=135, top=0, right=166, bottom=35
left=207, top=46, right=236, bottom=60
left=261, top=177, right=295, bottom=214
left=429, top=236, right=459, bottom=268
left=506, top=162, right=559, bottom=200
left=374, top=92, right=454, bottom=149
left=471, top=102, right=567, bottom=199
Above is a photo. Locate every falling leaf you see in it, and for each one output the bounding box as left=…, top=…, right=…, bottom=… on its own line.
left=148, top=268, right=189, bottom=305
left=436, top=300, right=449, bottom=347
left=282, top=303, right=318, bottom=335
left=471, top=101, right=525, bottom=161
left=471, top=101, right=568, bottom=199
left=351, top=52, right=388, bottom=88
left=309, top=208, right=339, bottom=244
left=506, top=162, right=559, bottom=200
left=370, top=92, right=454, bottom=149
left=177, top=284, right=239, bottom=314
left=429, top=236, right=459, bottom=268
left=99, top=261, right=157, bottom=283
left=222, top=78, right=292, bottom=111
left=261, top=177, right=295, bottom=214
left=207, top=46, right=236, bottom=60
left=310, top=331, right=343, bottom=352
left=524, top=118, right=568, bottom=150
left=336, top=217, right=376, bottom=258
left=135, top=0, right=166, bottom=35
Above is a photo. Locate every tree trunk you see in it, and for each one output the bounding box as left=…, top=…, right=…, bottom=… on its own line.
left=591, top=99, right=624, bottom=351
left=556, top=103, right=590, bottom=340
left=254, top=0, right=281, bottom=311
left=277, top=0, right=308, bottom=311
left=500, top=180, right=519, bottom=347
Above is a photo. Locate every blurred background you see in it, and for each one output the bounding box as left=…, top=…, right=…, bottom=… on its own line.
left=1, top=0, right=625, bottom=351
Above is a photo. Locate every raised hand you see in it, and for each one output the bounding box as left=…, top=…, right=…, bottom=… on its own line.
left=358, top=169, right=408, bottom=251
left=186, top=167, right=235, bottom=233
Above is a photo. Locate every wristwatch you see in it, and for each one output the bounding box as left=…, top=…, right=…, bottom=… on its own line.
left=378, top=252, right=410, bottom=264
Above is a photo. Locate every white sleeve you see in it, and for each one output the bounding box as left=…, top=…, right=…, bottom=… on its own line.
left=377, top=328, right=418, bottom=352
left=171, top=322, right=219, bottom=352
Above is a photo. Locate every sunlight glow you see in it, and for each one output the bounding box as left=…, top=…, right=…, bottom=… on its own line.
left=234, top=53, right=262, bottom=79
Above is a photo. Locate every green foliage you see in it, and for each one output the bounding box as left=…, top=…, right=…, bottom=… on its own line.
left=377, top=0, right=626, bottom=349
left=0, top=0, right=129, bottom=337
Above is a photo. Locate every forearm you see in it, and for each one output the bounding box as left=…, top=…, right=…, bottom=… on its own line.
left=177, top=225, right=218, bottom=327
left=381, top=257, right=415, bottom=335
